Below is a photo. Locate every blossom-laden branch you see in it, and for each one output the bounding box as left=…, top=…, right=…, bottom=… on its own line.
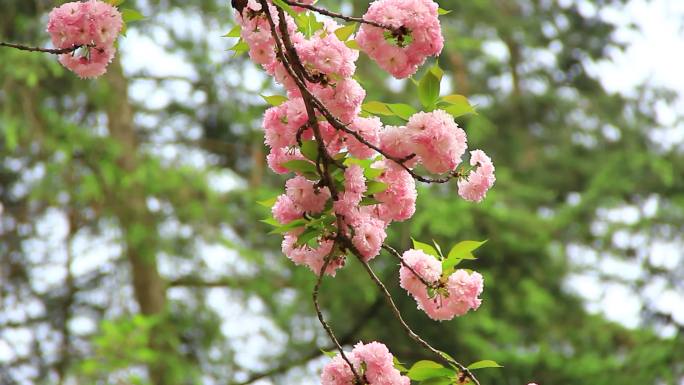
left=238, top=0, right=494, bottom=384
left=0, top=42, right=91, bottom=55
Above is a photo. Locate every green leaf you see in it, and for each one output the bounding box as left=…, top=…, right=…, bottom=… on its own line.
left=261, top=94, right=288, bottom=106
left=467, top=360, right=503, bottom=370
left=432, top=239, right=444, bottom=259
left=430, top=62, right=444, bottom=82
left=442, top=240, right=486, bottom=272
left=364, top=166, right=384, bottom=180
left=229, top=40, right=250, bottom=56
left=296, top=227, right=321, bottom=247
left=345, top=39, right=360, bottom=49
left=257, top=196, right=278, bottom=208
left=412, top=238, right=440, bottom=259
left=282, top=159, right=318, bottom=175
left=362, top=101, right=394, bottom=116
left=271, top=0, right=298, bottom=18
left=223, top=25, right=241, bottom=38
left=366, top=181, right=388, bottom=195
left=437, top=8, right=452, bottom=15
left=447, top=240, right=486, bottom=260
left=360, top=197, right=382, bottom=206
left=439, top=94, right=476, bottom=117
left=407, top=361, right=456, bottom=381
left=269, top=218, right=307, bottom=234
left=419, top=378, right=453, bottom=385
left=321, top=349, right=337, bottom=358
left=295, top=12, right=324, bottom=38
left=260, top=217, right=280, bottom=227
left=106, top=0, right=126, bottom=5
left=300, top=140, right=319, bottom=161
left=386, top=103, right=417, bottom=120
left=418, top=69, right=441, bottom=109
left=393, top=356, right=409, bottom=373
left=121, top=8, right=145, bottom=23
left=335, top=23, right=357, bottom=41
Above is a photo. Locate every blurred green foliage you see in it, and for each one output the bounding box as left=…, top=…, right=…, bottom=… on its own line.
left=0, top=1, right=682, bottom=385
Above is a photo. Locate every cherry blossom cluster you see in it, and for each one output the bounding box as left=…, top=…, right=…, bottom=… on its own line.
left=357, top=0, right=444, bottom=78
left=234, top=2, right=495, bottom=279
left=321, top=342, right=410, bottom=385
left=46, top=0, right=123, bottom=78
left=399, top=249, right=484, bottom=321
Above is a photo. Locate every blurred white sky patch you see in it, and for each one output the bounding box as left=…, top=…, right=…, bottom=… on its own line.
left=565, top=0, right=684, bottom=335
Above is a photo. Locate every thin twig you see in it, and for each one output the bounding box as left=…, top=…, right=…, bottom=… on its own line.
left=259, top=2, right=362, bottom=383
left=381, top=244, right=436, bottom=289
left=0, top=42, right=90, bottom=55
left=354, top=252, right=481, bottom=385
left=282, top=0, right=395, bottom=31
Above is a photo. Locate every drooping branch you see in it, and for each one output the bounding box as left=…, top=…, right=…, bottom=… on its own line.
left=353, top=250, right=481, bottom=385
left=0, top=42, right=91, bottom=55
left=251, top=2, right=482, bottom=385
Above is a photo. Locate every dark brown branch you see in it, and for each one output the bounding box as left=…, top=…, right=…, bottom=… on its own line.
left=282, top=0, right=395, bottom=31
left=0, top=42, right=90, bottom=55
left=259, top=1, right=362, bottom=383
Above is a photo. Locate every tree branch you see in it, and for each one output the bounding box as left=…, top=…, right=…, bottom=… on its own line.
left=0, top=42, right=91, bottom=55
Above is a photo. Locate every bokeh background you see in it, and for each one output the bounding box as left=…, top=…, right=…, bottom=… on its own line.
left=1, top=0, right=683, bottom=384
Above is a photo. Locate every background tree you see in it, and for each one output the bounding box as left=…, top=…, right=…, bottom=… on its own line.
left=0, top=1, right=682, bottom=385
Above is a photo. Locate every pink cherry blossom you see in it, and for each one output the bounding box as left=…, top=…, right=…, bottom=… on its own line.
left=356, top=0, right=443, bottom=78
left=46, top=0, right=123, bottom=78
left=272, top=194, right=302, bottom=224
left=266, top=147, right=305, bottom=174
left=351, top=215, right=387, bottom=261
left=282, top=234, right=344, bottom=276
left=407, top=110, right=467, bottom=174
left=399, top=249, right=442, bottom=296
left=346, top=116, right=382, bottom=159
left=375, top=161, right=417, bottom=223
left=458, top=149, right=496, bottom=202
left=285, top=176, right=330, bottom=214
left=321, top=342, right=410, bottom=385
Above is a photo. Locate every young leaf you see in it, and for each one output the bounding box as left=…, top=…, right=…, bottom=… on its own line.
left=229, top=40, right=250, bottom=56
left=466, top=360, right=503, bottom=370
left=418, top=69, right=441, bottom=109
left=334, top=23, right=357, bottom=41
left=296, top=227, right=321, bottom=247
left=300, top=140, right=319, bottom=162
left=223, top=25, right=241, bottom=38
left=269, top=218, right=307, bottom=234
left=259, top=217, right=280, bottom=227
left=438, top=8, right=452, bottom=15
left=447, top=240, right=486, bottom=260
left=271, top=0, right=298, bottom=18
left=387, top=103, right=417, bottom=121
left=121, top=8, right=145, bottom=23
left=440, top=94, right=476, bottom=117
left=362, top=101, right=394, bottom=116
left=282, top=159, right=318, bottom=175
left=393, top=356, right=409, bottom=373
left=365, top=181, right=388, bottom=195
left=321, top=349, right=337, bottom=358
left=257, top=196, right=278, bottom=208
left=419, top=378, right=453, bottom=385
left=407, top=361, right=455, bottom=381
left=261, top=94, right=288, bottom=106
left=345, top=39, right=360, bottom=49
left=360, top=197, right=382, bottom=206
left=411, top=238, right=440, bottom=259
